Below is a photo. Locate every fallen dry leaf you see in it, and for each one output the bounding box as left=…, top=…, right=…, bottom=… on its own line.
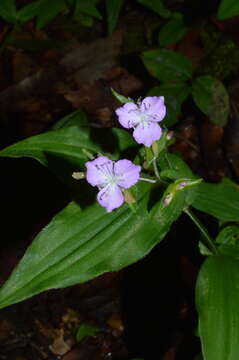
left=49, top=328, right=72, bottom=356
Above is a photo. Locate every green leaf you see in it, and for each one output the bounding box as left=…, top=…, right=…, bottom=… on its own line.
left=198, top=239, right=213, bottom=256
left=148, top=82, right=191, bottom=126
left=216, top=226, right=239, bottom=259
left=142, top=49, right=193, bottom=82
left=137, top=0, right=171, bottom=18
left=17, top=1, right=43, bottom=22
left=106, top=0, right=124, bottom=35
left=111, top=127, right=136, bottom=152
left=158, top=15, right=187, bottom=46
left=152, top=177, right=200, bottom=223
left=74, top=0, right=102, bottom=20
left=192, top=178, right=239, bottom=221
left=73, top=11, right=94, bottom=27
left=17, top=0, right=65, bottom=28
left=192, top=76, right=229, bottom=127
left=153, top=129, right=172, bottom=156
left=75, top=324, right=100, bottom=343
left=0, top=185, right=143, bottom=307
left=0, top=0, right=17, bottom=23
left=217, top=0, right=239, bottom=20
left=196, top=256, right=239, bottom=360
left=0, top=124, right=136, bottom=184
left=0, top=124, right=135, bottom=165
left=37, top=0, right=65, bottom=28
left=216, top=226, right=239, bottom=246
left=0, top=174, right=193, bottom=309
left=111, top=88, right=133, bottom=104
left=51, top=110, right=88, bottom=130
left=0, top=184, right=152, bottom=308
left=0, top=126, right=100, bottom=168
left=158, top=151, right=196, bottom=181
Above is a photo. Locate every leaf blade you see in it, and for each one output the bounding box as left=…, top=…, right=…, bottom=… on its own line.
left=0, top=178, right=191, bottom=309
left=148, top=82, right=191, bottom=126
left=192, top=179, right=239, bottom=222
left=158, top=15, right=187, bottom=46
left=0, top=124, right=136, bottom=181
left=106, top=0, right=124, bottom=35
left=0, top=0, right=17, bottom=23
left=192, top=75, right=229, bottom=127
left=74, top=0, right=102, bottom=20
left=0, top=186, right=154, bottom=308
left=18, top=0, right=65, bottom=28
left=217, top=0, right=239, bottom=20
left=137, top=0, right=171, bottom=18
left=196, top=256, right=239, bottom=360
left=142, top=49, right=193, bottom=82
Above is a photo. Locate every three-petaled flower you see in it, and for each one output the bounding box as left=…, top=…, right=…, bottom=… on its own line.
left=116, top=96, right=166, bottom=147
left=86, top=156, right=141, bottom=212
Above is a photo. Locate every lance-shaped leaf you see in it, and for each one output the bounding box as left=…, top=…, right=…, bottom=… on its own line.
left=0, top=124, right=135, bottom=183
left=73, top=0, right=102, bottom=20
left=0, top=126, right=98, bottom=167
left=0, top=178, right=197, bottom=309
left=18, top=0, right=65, bottom=28
left=196, top=256, right=239, bottom=360
left=106, top=0, right=124, bottom=34
left=137, top=0, right=171, bottom=18
left=192, top=178, right=239, bottom=222
left=111, top=88, right=133, bottom=104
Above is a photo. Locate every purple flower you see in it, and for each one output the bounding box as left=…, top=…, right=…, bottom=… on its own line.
left=86, top=156, right=141, bottom=212
left=116, top=96, right=166, bottom=147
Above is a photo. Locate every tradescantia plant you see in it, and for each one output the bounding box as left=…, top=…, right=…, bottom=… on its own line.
left=1, top=91, right=239, bottom=360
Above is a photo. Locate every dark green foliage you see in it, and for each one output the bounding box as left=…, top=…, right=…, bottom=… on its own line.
left=217, top=0, right=239, bottom=19
left=158, top=14, right=187, bottom=46
left=196, top=256, right=239, bottom=360
left=142, top=49, right=193, bottom=82
left=192, top=75, right=229, bottom=127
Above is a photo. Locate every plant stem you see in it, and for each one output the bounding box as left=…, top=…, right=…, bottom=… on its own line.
left=139, top=177, right=156, bottom=183
left=183, top=207, right=218, bottom=255
left=145, top=146, right=153, bottom=168
left=153, top=158, right=160, bottom=179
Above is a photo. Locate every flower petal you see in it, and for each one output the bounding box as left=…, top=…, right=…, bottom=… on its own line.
left=114, top=159, right=141, bottom=189
left=97, top=185, right=124, bottom=212
left=85, top=156, right=113, bottom=187
left=133, top=122, right=162, bottom=147
left=140, top=96, right=166, bottom=122
left=115, top=102, right=140, bottom=129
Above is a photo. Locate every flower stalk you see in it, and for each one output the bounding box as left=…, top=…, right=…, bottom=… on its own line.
left=183, top=207, right=218, bottom=255
left=139, top=177, right=157, bottom=183
left=152, top=158, right=160, bottom=179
